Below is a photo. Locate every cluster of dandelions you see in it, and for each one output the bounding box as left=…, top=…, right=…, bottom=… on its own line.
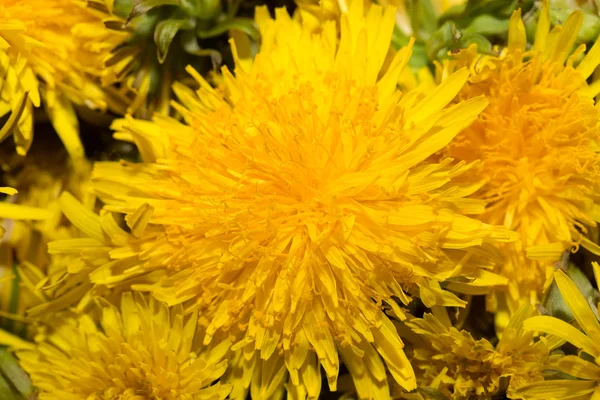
left=0, top=0, right=600, bottom=399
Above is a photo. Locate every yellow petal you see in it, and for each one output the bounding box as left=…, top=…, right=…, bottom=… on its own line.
left=580, top=234, right=600, bottom=256
left=516, top=379, right=596, bottom=399
left=592, top=385, right=600, bottom=400
left=593, top=262, right=600, bottom=292
left=554, top=269, right=600, bottom=343
left=0, top=203, right=53, bottom=220
left=390, top=96, right=488, bottom=173
left=551, top=10, right=583, bottom=65
left=58, top=191, right=104, bottom=242
left=508, top=9, right=526, bottom=52
left=524, top=315, right=600, bottom=358
left=44, top=93, right=85, bottom=165
left=526, top=242, right=566, bottom=260
left=0, top=187, right=17, bottom=196
left=576, top=38, right=600, bottom=79
left=125, top=202, right=154, bottom=238
left=406, top=67, right=470, bottom=125
left=533, top=0, right=550, bottom=52
left=0, top=91, right=28, bottom=143
left=556, top=355, right=600, bottom=380
left=0, top=329, right=34, bottom=350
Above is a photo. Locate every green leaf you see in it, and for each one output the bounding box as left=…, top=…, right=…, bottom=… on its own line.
left=439, top=0, right=523, bottom=29
left=128, top=11, right=161, bottom=37
left=391, top=25, right=412, bottom=50
left=0, top=349, right=33, bottom=397
left=463, top=14, right=510, bottom=36
left=154, top=16, right=196, bottom=63
left=408, top=44, right=429, bottom=68
left=464, top=0, right=520, bottom=17
left=0, top=374, right=21, bottom=400
left=425, top=21, right=459, bottom=61
left=226, top=0, right=244, bottom=18
left=579, top=12, right=600, bottom=43
left=195, top=0, right=223, bottom=20
left=407, top=0, right=438, bottom=41
left=129, top=0, right=183, bottom=20
left=113, top=0, right=134, bottom=18
left=180, top=30, right=223, bottom=69
left=459, top=32, right=494, bottom=54
left=4, top=264, right=20, bottom=334
left=196, top=17, right=259, bottom=41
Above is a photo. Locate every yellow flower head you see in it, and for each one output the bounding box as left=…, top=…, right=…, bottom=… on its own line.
left=13, top=292, right=231, bottom=400
left=439, top=3, right=600, bottom=315
left=0, top=139, right=92, bottom=269
left=0, top=138, right=92, bottom=336
left=0, top=0, right=123, bottom=161
left=52, top=1, right=517, bottom=397
left=406, top=305, right=558, bottom=399
left=518, top=265, right=600, bottom=399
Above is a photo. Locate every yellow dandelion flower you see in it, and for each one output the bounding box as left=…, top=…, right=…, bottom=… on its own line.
left=404, top=304, right=560, bottom=399
left=0, top=136, right=93, bottom=334
left=0, top=139, right=92, bottom=269
left=0, top=0, right=123, bottom=162
left=6, top=292, right=232, bottom=399
left=50, top=1, right=517, bottom=397
left=438, top=2, right=600, bottom=319
left=518, top=266, right=600, bottom=399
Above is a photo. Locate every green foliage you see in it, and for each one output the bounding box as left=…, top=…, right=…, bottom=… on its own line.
left=549, top=4, right=600, bottom=43
left=0, top=349, right=34, bottom=400
left=390, top=0, right=533, bottom=67
left=106, top=0, right=263, bottom=115
left=116, top=0, right=259, bottom=65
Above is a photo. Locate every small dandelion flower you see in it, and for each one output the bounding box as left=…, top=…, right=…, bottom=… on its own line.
left=12, top=292, right=232, bottom=400
left=405, top=305, right=561, bottom=399
left=50, top=2, right=516, bottom=398
left=439, top=2, right=600, bottom=319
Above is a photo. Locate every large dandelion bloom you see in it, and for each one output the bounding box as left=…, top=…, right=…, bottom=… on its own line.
left=7, top=292, right=231, bottom=399
left=51, top=1, right=517, bottom=397
left=0, top=0, right=123, bottom=159
left=439, top=3, right=600, bottom=319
